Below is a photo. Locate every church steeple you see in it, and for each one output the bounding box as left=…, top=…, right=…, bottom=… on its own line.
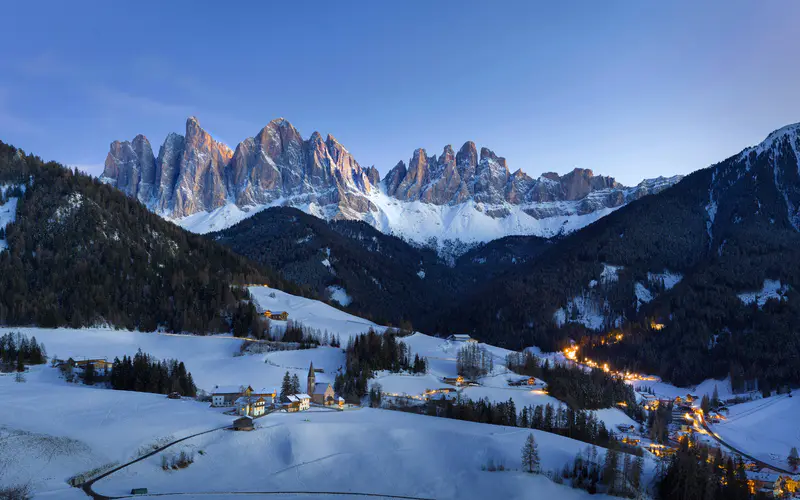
left=307, top=362, right=315, bottom=395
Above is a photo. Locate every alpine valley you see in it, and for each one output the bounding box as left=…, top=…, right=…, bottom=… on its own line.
left=97, top=117, right=800, bottom=391
left=100, top=116, right=681, bottom=258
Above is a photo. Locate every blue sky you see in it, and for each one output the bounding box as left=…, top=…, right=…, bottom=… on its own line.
left=2, top=1, right=799, bottom=185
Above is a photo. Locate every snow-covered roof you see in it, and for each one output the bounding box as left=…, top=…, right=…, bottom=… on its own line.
left=447, top=334, right=473, bottom=341
left=296, top=393, right=310, bottom=399
left=313, top=382, right=331, bottom=394
left=212, top=385, right=242, bottom=395
left=254, top=387, right=277, bottom=396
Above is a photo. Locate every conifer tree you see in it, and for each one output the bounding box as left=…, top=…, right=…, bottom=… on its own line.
left=280, top=371, right=292, bottom=399
left=521, top=433, right=540, bottom=473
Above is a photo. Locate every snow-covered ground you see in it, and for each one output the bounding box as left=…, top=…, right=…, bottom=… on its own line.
left=0, top=288, right=659, bottom=498
left=0, top=331, right=633, bottom=499
left=0, top=184, right=19, bottom=252
left=711, top=394, right=800, bottom=468
left=737, top=279, right=790, bottom=308
left=249, top=285, right=384, bottom=342
left=174, top=190, right=624, bottom=259
left=88, top=407, right=621, bottom=500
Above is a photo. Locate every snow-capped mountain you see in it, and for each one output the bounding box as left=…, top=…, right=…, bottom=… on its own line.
left=101, top=117, right=681, bottom=253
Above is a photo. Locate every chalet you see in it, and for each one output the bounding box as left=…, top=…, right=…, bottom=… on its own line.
left=446, top=334, right=477, bottom=343
left=252, top=388, right=277, bottom=405
left=263, top=310, right=289, bottom=321
left=233, top=416, right=254, bottom=431
left=74, top=358, right=113, bottom=374
left=621, top=437, right=640, bottom=446
left=616, top=424, right=636, bottom=433
left=307, top=362, right=336, bottom=405
left=283, top=394, right=311, bottom=412
left=508, top=376, right=536, bottom=386
left=443, top=375, right=465, bottom=387
left=336, top=396, right=345, bottom=408
left=167, top=392, right=181, bottom=400
left=211, top=385, right=251, bottom=407
left=235, top=396, right=267, bottom=417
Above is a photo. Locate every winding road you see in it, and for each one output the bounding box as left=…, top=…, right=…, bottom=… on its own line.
left=696, top=411, right=795, bottom=475
left=79, top=422, right=435, bottom=500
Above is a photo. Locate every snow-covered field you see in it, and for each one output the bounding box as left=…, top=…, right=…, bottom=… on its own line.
left=0, top=330, right=629, bottom=499
left=0, top=286, right=657, bottom=499
left=90, top=408, right=620, bottom=500
left=712, top=395, right=800, bottom=468
left=249, top=285, right=385, bottom=342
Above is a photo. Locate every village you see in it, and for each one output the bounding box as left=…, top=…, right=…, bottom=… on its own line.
left=561, top=342, right=800, bottom=498
left=3, top=285, right=798, bottom=500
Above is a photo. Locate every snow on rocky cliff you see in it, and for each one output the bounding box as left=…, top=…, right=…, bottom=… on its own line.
left=101, top=116, right=681, bottom=255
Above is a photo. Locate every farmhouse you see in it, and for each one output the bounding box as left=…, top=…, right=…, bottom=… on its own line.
left=74, top=358, right=113, bottom=374
left=446, top=334, right=477, bottom=343
left=443, top=376, right=465, bottom=387
left=283, top=394, right=311, bottom=412
left=252, top=388, right=277, bottom=405
left=235, top=396, right=267, bottom=417
left=508, top=376, right=536, bottom=386
left=211, top=385, right=251, bottom=407
left=263, top=310, right=289, bottom=321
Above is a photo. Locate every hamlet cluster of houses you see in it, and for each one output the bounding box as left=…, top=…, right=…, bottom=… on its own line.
left=211, top=362, right=345, bottom=421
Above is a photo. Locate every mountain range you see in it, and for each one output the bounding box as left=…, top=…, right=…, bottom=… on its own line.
left=101, top=117, right=680, bottom=255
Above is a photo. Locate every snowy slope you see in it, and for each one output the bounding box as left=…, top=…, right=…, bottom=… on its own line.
left=88, top=408, right=621, bottom=500
left=362, top=190, right=620, bottom=253
left=0, top=184, right=20, bottom=252
left=248, top=285, right=385, bottom=342
left=0, top=330, right=638, bottom=500
left=712, top=395, right=800, bottom=468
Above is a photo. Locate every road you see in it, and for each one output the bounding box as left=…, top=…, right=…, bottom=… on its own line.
left=695, top=411, right=795, bottom=475
left=79, top=421, right=433, bottom=500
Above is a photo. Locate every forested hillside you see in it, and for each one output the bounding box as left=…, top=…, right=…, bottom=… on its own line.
left=446, top=126, right=800, bottom=389
left=0, top=141, right=304, bottom=334
left=212, top=207, right=553, bottom=330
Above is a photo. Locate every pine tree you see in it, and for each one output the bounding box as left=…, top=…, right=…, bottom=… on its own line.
left=712, top=385, right=720, bottom=408
left=521, top=433, right=540, bottom=473
left=291, top=373, right=301, bottom=394
left=602, top=449, right=619, bottom=494
left=280, top=371, right=292, bottom=399
left=631, top=456, right=644, bottom=493
left=789, top=447, right=799, bottom=471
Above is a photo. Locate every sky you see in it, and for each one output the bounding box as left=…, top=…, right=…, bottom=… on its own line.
left=1, top=1, right=800, bottom=185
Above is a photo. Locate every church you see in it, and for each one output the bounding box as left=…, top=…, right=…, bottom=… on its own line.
left=307, top=362, right=336, bottom=405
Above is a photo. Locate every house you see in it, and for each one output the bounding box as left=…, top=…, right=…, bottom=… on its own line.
left=446, top=334, right=477, bottom=343
left=263, top=310, right=289, bottom=321
left=621, top=437, right=640, bottom=446
left=211, top=385, right=249, bottom=407
left=233, top=416, right=254, bottom=431
left=336, top=396, right=345, bottom=408
left=443, top=375, right=465, bottom=386
left=283, top=394, right=311, bottom=412
left=167, top=392, right=181, bottom=400
left=307, top=362, right=336, bottom=405
left=252, top=388, right=277, bottom=405
left=508, top=376, right=536, bottom=386
left=74, top=358, right=113, bottom=374
left=235, top=396, right=267, bottom=417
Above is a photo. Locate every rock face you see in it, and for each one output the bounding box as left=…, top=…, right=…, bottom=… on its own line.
left=382, top=142, right=672, bottom=215
left=102, top=117, right=378, bottom=218
left=102, top=116, right=681, bottom=247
